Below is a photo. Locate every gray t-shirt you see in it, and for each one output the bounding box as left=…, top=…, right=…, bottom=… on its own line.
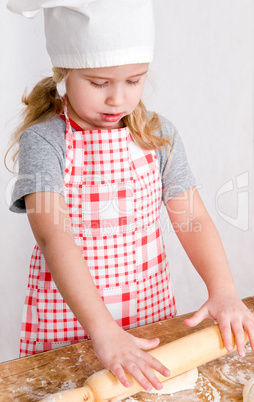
left=10, top=114, right=195, bottom=213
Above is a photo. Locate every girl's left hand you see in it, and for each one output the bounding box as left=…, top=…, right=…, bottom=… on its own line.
left=184, top=295, right=254, bottom=357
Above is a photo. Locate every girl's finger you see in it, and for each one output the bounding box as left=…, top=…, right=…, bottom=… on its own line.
left=217, top=318, right=234, bottom=351
left=244, top=318, right=254, bottom=351
left=123, top=362, right=153, bottom=392
left=231, top=322, right=246, bottom=357
left=184, top=306, right=210, bottom=327
left=110, top=363, right=131, bottom=388
left=136, top=359, right=163, bottom=391
left=142, top=350, right=171, bottom=378
left=134, top=336, right=160, bottom=351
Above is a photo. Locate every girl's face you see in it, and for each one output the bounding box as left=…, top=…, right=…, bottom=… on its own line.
left=65, top=63, right=149, bottom=130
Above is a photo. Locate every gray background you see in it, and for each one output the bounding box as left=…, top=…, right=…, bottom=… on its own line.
left=1, top=0, right=253, bottom=362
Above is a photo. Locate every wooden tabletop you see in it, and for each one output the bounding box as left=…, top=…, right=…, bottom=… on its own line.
left=1, top=297, right=254, bottom=401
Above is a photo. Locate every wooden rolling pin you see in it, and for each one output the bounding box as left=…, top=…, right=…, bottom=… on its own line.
left=41, top=323, right=248, bottom=402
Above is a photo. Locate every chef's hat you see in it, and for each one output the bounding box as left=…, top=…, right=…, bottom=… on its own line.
left=7, top=0, right=155, bottom=69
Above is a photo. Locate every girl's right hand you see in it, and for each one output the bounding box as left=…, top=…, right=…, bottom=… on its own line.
left=91, top=323, right=171, bottom=391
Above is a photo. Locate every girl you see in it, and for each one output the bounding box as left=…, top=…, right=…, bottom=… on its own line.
left=7, top=0, right=254, bottom=393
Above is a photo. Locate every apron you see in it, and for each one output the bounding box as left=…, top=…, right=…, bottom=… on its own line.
left=19, top=105, right=176, bottom=357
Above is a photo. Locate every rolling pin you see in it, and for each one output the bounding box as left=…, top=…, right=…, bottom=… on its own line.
left=41, top=323, right=248, bottom=402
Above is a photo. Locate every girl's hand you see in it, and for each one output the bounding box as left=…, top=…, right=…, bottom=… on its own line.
left=184, top=295, right=254, bottom=357
left=91, top=323, right=170, bottom=391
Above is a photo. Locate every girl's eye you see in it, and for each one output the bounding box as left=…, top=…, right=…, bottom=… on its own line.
left=90, top=81, right=108, bottom=88
left=127, top=80, right=139, bottom=86
left=90, top=80, right=140, bottom=88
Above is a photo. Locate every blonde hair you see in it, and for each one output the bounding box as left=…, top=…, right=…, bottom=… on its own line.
left=5, top=68, right=172, bottom=172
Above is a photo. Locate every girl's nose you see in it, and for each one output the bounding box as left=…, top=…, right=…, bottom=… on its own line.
left=105, top=85, right=124, bottom=107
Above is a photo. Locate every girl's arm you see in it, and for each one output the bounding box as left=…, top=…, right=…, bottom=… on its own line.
left=166, top=187, right=254, bottom=356
left=25, top=192, right=170, bottom=391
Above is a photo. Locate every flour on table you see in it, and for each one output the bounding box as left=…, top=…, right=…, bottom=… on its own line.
left=197, top=373, right=221, bottom=401
left=243, top=377, right=254, bottom=402
left=144, top=368, right=198, bottom=395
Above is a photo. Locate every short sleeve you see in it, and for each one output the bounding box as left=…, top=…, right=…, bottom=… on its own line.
left=154, top=118, right=196, bottom=205
left=10, top=129, right=65, bottom=213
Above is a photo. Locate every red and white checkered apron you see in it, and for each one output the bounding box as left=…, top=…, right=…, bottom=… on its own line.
left=19, top=107, right=176, bottom=357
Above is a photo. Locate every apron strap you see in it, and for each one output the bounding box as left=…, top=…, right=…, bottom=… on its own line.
left=60, top=113, right=84, bottom=132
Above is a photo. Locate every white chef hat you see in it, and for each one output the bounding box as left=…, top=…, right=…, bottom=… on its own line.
left=7, top=0, right=155, bottom=69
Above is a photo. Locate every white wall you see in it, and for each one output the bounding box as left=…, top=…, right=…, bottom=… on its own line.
left=1, top=0, right=253, bottom=363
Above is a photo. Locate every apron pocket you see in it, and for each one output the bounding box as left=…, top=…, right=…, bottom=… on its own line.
left=136, top=262, right=176, bottom=327
left=98, top=283, right=138, bottom=330
left=36, top=289, right=85, bottom=343
left=135, top=221, right=167, bottom=280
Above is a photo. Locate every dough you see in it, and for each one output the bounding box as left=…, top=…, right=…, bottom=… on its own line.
left=243, top=376, right=254, bottom=402
left=145, top=367, right=198, bottom=395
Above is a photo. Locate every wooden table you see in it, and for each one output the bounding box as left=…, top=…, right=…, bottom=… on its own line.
left=1, top=297, right=254, bottom=401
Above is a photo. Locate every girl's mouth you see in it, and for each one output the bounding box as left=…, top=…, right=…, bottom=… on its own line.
left=100, top=113, right=123, bottom=122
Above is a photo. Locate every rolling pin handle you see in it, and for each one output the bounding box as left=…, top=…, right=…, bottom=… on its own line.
left=82, top=385, right=95, bottom=401
left=40, top=385, right=94, bottom=402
